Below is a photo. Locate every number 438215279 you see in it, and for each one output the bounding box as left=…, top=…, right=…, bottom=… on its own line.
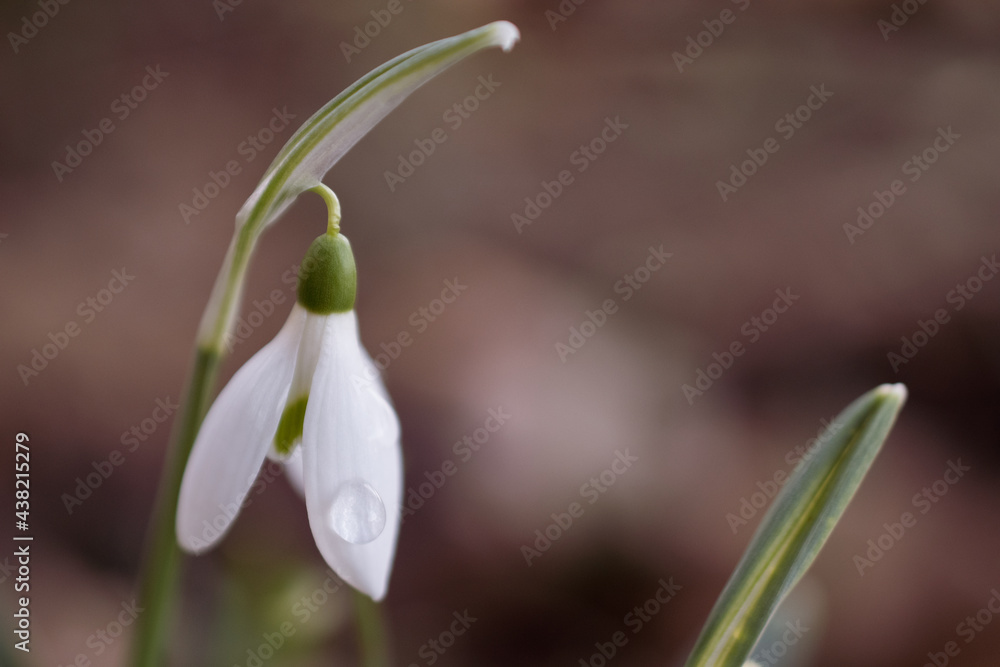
left=15, top=432, right=29, bottom=525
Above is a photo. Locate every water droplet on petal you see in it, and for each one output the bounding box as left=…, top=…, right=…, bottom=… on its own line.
left=327, top=479, right=386, bottom=544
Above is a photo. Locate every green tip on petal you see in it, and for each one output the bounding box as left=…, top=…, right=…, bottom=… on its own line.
left=298, top=234, right=356, bottom=314
left=274, top=394, right=309, bottom=456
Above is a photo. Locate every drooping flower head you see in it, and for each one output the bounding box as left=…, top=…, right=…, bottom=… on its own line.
left=177, top=202, right=402, bottom=600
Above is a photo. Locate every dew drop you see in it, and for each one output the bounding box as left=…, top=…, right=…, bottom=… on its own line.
left=327, top=479, right=386, bottom=544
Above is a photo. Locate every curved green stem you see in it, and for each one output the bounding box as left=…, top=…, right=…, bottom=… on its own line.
left=130, top=348, right=221, bottom=666
left=131, top=224, right=259, bottom=667
left=354, top=591, right=390, bottom=667
left=129, top=193, right=335, bottom=666
left=310, top=183, right=342, bottom=235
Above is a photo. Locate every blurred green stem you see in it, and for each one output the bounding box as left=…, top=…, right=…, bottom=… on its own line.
left=130, top=228, right=256, bottom=666
left=130, top=348, right=221, bottom=666
left=354, top=590, right=390, bottom=667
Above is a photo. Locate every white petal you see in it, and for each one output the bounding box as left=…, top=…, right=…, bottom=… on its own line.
left=283, top=341, right=387, bottom=501
left=269, top=311, right=328, bottom=459
left=301, top=311, right=402, bottom=600
left=288, top=313, right=327, bottom=399
left=176, top=305, right=307, bottom=553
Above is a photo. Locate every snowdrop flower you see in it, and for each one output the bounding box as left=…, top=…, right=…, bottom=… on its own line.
left=132, top=23, right=521, bottom=664
left=177, top=212, right=401, bottom=600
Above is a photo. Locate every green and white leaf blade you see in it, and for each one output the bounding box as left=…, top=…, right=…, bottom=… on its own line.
left=685, top=383, right=907, bottom=667
left=237, top=20, right=520, bottom=235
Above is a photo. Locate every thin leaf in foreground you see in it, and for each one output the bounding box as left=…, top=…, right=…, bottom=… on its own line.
left=684, top=383, right=907, bottom=667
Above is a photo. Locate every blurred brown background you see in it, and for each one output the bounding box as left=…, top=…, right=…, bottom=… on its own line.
left=2, top=0, right=999, bottom=665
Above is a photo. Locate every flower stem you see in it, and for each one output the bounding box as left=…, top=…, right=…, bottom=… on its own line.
left=310, top=183, right=342, bottom=235
left=353, top=590, right=390, bottom=667
left=131, top=224, right=257, bottom=666
left=130, top=346, right=221, bottom=666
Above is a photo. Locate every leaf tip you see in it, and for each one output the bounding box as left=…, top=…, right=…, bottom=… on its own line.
left=875, top=382, right=908, bottom=403
left=487, top=21, right=521, bottom=52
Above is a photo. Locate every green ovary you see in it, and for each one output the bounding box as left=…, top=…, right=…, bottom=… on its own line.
left=273, top=394, right=309, bottom=455
left=297, top=233, right=356, bottom=314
